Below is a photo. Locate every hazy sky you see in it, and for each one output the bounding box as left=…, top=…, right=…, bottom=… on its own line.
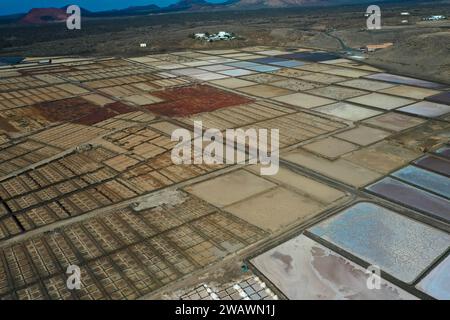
left=0, top=0, right=228, bottom=15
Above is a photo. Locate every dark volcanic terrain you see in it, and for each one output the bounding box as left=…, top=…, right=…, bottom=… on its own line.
left=0, top=1, right=449, bottom=83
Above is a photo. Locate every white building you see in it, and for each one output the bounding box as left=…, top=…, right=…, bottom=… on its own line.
left=193, top=31, right=236, bottom=42
left=423, top=15, right=446, bottom=21
left=194, top=33, right=207, bottom=40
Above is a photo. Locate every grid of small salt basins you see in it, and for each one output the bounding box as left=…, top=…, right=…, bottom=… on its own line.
left=175, top=100, right=348, bottom=148
left=180, top=274, right=278, bottom=300
left=0, top=191, right=267, bottom=300
left=0, top=140, right=62, bottom=177
left=1, top=47, right=450, bottom=301
left=0, top=57, right=192, bottom=115
left=54, top=59, right=158, bottom=83
left=0, top=53, right=359, bottom=241
left=131, top=48, right=450, bottom=123
left=0, top=59, right=195, bottom=179
left=0, top=75, right=72, bottom=111
left=0, top=124, right=229, bottom=240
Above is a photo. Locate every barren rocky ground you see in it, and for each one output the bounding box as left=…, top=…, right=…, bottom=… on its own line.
left=1, top=2, right=449, bottom=83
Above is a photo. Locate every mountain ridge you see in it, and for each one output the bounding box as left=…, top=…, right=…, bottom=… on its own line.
left=1, top=0, right=422, bottom=23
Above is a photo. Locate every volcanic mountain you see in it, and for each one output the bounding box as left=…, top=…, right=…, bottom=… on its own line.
left=8, top=0, right=417, bottom=23
left=165, top=0, right=236, bottom=11
left=231, top=0, right=327, bottom=8
left=20, top=8, right=68, bottom=24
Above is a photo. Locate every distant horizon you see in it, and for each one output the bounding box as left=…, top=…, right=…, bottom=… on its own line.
left=0, top=0, right=228, bottom=16
left=0, top=0, right=426, bottom=16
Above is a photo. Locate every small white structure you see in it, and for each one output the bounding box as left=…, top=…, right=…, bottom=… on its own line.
left=208, top=32, right=234, bottom=42
left=193, top=31, right=236, bottom=42
left=400, top=12, right=410, bottom=16
left=140, top=43, right=147, bottom=48
left=194, top=33, right=207, bottom=40
left=38, top=59, right=52, bottom=64
left=217, top=31, right=230, bottom=39
left=401, top=20, right=409, bottom=24
left=423, top=15, right=446, bottom=21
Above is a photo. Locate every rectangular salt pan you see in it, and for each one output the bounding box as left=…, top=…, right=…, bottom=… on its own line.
left=366, top=177, right=450, bottom=223
left=366, top=73, right=447, bottom=89
left=308, top=202, right=450, bottom=283
left=435, top=146, right=450, bottom=160
left=416, top=255, right=450, bottom=300
left=414, top=155, right=450, bottom=176
left=251, top=234, right=417, bottom=299
left=398, top=101, right=450, bottom=118
left=391, top=165, right=450, bottom=199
